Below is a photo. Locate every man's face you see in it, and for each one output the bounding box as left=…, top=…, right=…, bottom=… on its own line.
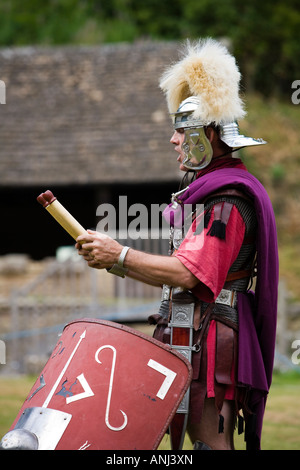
left=170, top=126, right=215, bottom=171
left=170, top=129, right=186, bottom=172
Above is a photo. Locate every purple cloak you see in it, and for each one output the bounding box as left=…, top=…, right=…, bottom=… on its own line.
left=163, top=168, right=279, bottom=449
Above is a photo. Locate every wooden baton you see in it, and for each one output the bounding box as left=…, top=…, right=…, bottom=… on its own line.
left=37, top=190, right=88, bottom=241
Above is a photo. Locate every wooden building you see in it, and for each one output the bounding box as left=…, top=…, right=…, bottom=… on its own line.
left=0, top=41, right=182, bottom=259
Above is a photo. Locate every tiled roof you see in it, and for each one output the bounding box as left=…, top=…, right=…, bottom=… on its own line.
left=0, top=41, right=182, bottom=186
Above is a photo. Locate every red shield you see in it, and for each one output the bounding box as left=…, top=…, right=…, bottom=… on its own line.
left=10, top=319, right=192, bottom=450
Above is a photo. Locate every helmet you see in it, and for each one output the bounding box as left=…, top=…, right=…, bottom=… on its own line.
left=172, top=96, right=213, bottom=170
left=160, top=39, right=266, bottom=170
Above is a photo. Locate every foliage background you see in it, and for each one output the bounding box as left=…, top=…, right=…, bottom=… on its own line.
left=0, top=0, right=299, bottom=99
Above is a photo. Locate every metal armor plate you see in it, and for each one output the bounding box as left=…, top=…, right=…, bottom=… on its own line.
left=8, top=319, right=192, bottom=450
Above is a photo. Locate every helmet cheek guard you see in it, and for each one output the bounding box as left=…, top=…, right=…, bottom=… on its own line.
left=173, top=97, right=213, bottom=171
left=181, top=127, right=213, bottom=170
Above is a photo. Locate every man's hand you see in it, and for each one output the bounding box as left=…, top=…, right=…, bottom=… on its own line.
left=76, top=229, right=123, bottom=269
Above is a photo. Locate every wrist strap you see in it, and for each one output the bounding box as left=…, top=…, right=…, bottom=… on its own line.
left=118, top=246, right=130, bottom=268
left=106, top=246, right=130, bottom=278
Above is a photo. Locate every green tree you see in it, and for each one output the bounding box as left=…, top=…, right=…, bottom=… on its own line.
left=181, top=0, right=300, bottom=98
left=0, top=0, right=90, bottom=45
left=0, top=0, right=299, bottom=97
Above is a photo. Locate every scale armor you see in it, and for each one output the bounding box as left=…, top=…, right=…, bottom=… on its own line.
left=201, top=191, right=257, bottom=327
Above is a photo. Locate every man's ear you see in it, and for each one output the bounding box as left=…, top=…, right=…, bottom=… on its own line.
left=205, top=126, right=215, bottom=143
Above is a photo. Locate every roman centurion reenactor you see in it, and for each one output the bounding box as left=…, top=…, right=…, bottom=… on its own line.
left=76, top=39, right=278, bottom=450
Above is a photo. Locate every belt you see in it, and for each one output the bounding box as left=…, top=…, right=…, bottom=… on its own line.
left=215, top=288, right=237, bottom=308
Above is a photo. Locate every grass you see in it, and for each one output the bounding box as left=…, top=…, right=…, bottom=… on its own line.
left=1, top=371, right=299, bottom=450
left=159, top=371, right=300, bottom=450
left=257, top=372, right=300, bottom=450
left=0, top=375, right=34, bottom=435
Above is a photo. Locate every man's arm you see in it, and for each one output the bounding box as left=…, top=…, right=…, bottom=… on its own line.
left=124, top=248, right=199, bottom=289
left=75, top=229, right=198, bottom=289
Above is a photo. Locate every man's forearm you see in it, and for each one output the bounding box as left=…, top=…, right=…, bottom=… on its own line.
left=76, top=230, right=198, bottom=289
left=124, top=248, right=198, bottom=290
left=126, top=270, right=162, bottom=287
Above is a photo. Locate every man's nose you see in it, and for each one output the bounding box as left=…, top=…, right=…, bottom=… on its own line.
left=170, top=131, right=178, bottom=144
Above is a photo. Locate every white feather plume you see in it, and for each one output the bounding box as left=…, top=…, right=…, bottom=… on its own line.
left=159, top=38, right=246, bottom=125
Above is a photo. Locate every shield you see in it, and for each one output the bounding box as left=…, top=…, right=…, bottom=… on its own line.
left=7, top=319, right=192, bottom=450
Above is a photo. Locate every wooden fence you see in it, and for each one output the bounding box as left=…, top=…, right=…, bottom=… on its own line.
left=1, top=234, right=169, bottom=374
left=1, top=246, right=299, bottom=374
